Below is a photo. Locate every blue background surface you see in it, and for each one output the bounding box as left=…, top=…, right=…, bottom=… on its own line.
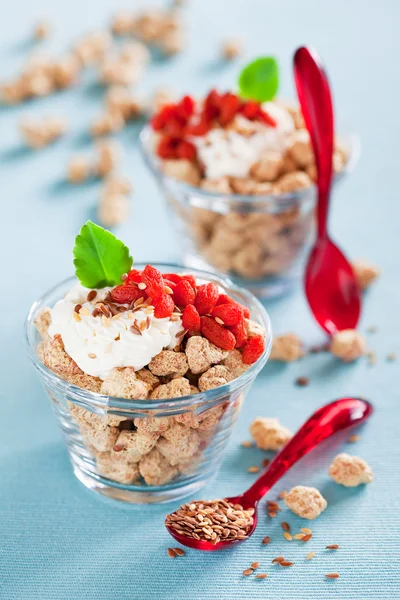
left=1, top=1, right=399, bottom=598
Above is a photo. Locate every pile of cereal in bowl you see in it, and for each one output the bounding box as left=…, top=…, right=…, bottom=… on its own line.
left=27, top=221, right=271, bottom=502
left=141, top=57, right=355, bottom=297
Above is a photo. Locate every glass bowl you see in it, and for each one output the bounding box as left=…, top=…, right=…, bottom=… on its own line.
left=25, top=264, right=272, bottom=505
left=140, top=126, right=360, bottom=299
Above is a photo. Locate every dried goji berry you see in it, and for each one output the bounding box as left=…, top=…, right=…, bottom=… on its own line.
left=216, top=294, right=251, bottom=319
left=142, top=265, right=165, bottom=299
left=164, top=273, right=197, bottom=287
left=182, top=304, right=200, bottom=331
left=173, top=279, right=196, bottom=307
left=125, top=269, right=142, bottom=284
left=110, top=284, right=146, bottom=304
left=194, top=283, right=219, bottom=315
left=258, top=108, right=277, bottom=127
left=229, top=317, right=248, bottom=348
left=200, top=316, right=236, bottom=350
left=185, top=118, right=211, bottom=136
left=176, top=95, right=196, bottom=120
left=240, top=100, right=260, bottom=120
left=211, top=303, right=243, bottom=326
left=156, top=136, right=179, bottom=159
left=152, top=293, right=175, bottom=318
left=176, top=140, right=197, bottom=160
left=150, top=104, right=177, bottom=131
left=203, top=89, right=221, bottom=120
left=164, top=118, right=185, bottom=138
left=242, top=334, right=265, bottom=364
left=218, top=92, right=242, bottom=126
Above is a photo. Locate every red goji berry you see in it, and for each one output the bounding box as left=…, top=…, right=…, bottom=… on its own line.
left=240, top=100, right=260, bottom=120
left=258, top=109, right=277, bottom=127
left=211, top=303, right=243, bottom=326
left=182, top=304, right=201, bottom=331
left=176, top=95, right=196, bottom=120
left=216, top=294, right=251, bottom=319
left=242, top=334, right=265, bottom=364
left=229, top=316, right=248, bottom=348
left=150, top=104, right=177, bottom=131
left=164, top=118, right=185, bottom=138
left=203, top=89, right=221, bottom=120
left=125, top=269, right=142, bottom=284
left=164, top=273, right=197, bottom=287
left=200, top=316, right=236, bottom=350
left=156, top=136, right=179, bottom=159
left=176, top=140, right=197, bottom=161
left=173, top=279, right=196, bottom=307
left=194, top=283, right=219, bottom=315
left=185, top=118, right=211, bottom=136
left=142, top=265, right=165, bottom=299
left=218, top=92, right=242, bottom=126
left=152, top=294, right=175, bottom=318
left=110, top=284, right=146, bottom=304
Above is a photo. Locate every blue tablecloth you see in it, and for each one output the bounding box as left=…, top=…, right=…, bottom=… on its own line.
left=1, top=1, right=399, bottom=598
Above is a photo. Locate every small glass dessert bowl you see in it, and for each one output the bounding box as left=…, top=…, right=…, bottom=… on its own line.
left=25, top=253, right=272, bottom=504
left=140, top=90, right=360, bottom=299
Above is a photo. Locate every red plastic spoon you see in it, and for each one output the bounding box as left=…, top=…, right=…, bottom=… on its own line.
left=293, top=46, right=361, bottom=335
left=165, top=397, right=372, bottom=551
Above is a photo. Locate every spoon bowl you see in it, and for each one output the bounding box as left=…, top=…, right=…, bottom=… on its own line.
left=165, top=397, right=373, bottom=551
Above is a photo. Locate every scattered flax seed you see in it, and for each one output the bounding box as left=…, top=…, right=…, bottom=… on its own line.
left=167, top=548, right=176, bottom=558
left=268, top=511, right=277, bottom=518
left=262, top=458, right=270, bottom=467
left=242, top=568, right=254, bottom=577
left=306, top=552, right=315, bottom=560
left=79, top=307, right=91, bottom=316
left=272, top=556, right=285, bottom=564
left=367, top=350, right=377, bottom=365
left=173, top=547, right=185, bottom=556
left=279, top=490, right=287, bottom=499
left=251, top=562, right=260, bottom=569
left=325, top=573, right=339, bottom=579
left=138, top=282, right=147, bottom=290
left=248, top=466, right=260, bottom=473
left=88, top=353, right=97, bottom=359
left=301, top=528, right=312, bottom=534
left=281, top=522, right=290, bottom=531
left=74, top=304, right=82, bottom=313
left=283, top=532, right=293, bottom=541
left=295, top=376, right=309, bottom=387
left=241, top=441, right=253, bottom=448
left=255, top=573, right=268, bottom=579
left=294, top=533, right=305, bottom=540
left=215, top=317, right=224, bottom=325
left=386, top=352, right=397, bottom=362
left=262, top=536, right=271, bottom=545
left=366, top=325, right=377, bottom=333
left=280, top=561, right=293, bottom=567
left=348, top=434, right=359, bottom=443
left=87, top=290, right=97, bottom=302
left=73, top=312, right=81, bottom=322
left=164, top=285, right=174, bottom=295
left=301, top=534, right=312, bottom=542
left=326, top=544, right=339, bottom=550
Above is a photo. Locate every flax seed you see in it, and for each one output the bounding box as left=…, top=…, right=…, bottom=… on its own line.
left=87, top=290, right=97, bottom=302
left=301, top=534, right=312, bottom=542
left=88, top=353, right=97, bottom=359
left=306, top=552, right=315, bottom=560
left=294, top=533, right=305, bottom=540
left=281, top=522, right=290, bottom=531
left=242, top=568, right=253, bottom=576
left=255, top=573, right=268, bottom=579
left=386, top=352, right=397, bottom=361
left=241, top=441, right=253, bottom=448
left=326, top=544, right=339, bottom=550
left=262, top=458, right=270, bottom=467
left=325, top=573, right=339, bottom=579
left=174, top=547, right=185, bottom=556
left=164, top=285, right=174, bottom=295
left=295, top=376, right=309, bottom=387
left=73, top=312, right=81, bottom=322
left=268, top=511, right=277, bottom=518
left=272, top=556, right=285, bottom=564
left=248, top=466, right=260, bottom=473
left=283, top=532, right=293, bottom=541
left=138, top=282, right=146, bottom=290
left=279, top=490, right=287, bottom=499
left=215, top=317, right=224, bottom=325
left=348, top=434, right=359, bottom=443
left=251, top=562, right=260, bottom=569
left=262, top=536, right=271, bottom=545
left=301, top=528, right=312, bottom=534
left=167, top=548, right=176, bottom=558
left=279, top=561, right=293, bottom=567
left=74, top=304, right=82, bottom=313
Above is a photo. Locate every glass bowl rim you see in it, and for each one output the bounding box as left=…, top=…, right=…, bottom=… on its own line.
left=24, top=263, right=272, bottom=410
left=139, top=124, right=361, bottom=204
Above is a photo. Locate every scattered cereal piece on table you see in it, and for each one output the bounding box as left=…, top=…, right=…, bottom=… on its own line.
left=284, top=485, right=327, bottom=519
left=250, top=417, right=292, bottom=451
left=352, top=259, right=380, bottom=290
left=330, top=329, right=367, bottom=362
left=328, top=453, right=373, bottom=487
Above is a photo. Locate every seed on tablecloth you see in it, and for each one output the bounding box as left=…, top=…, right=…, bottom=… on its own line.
left=242, top=568, right=254, bottom=576
left=248, top=466, right=260, bottom=473
left=326, top=544, right=339, bottom=550
left=348, top=434, right=359, bottom=443
left=279, top=561, right=293, bottom=567
left=301, top=534, right=312, bottom=542
left=295, top=376, right=309, bottom=387
left=255, top=573, right=268, bottom=579
left=272, top=556, right=285, bottom=564
left=301, top=527, right=312, bottom=534
left=306, top=552, right=315, bottom=560
left=174, top=547, right=185, bottom=556
left=167, top=548, right=177, bottom=558
left=251, top=562, right=260, bottom=569
left=283, top=532, right=293, bottom=541
left=262, top=536, right=271, bottom=545
left=325, top=573, right=339, bottom=579
left=281, top=522, right=290, bottom=531
left=241, top=440, right=253, bottom=448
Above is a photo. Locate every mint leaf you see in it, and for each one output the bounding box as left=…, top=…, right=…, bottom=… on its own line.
left=73, top=221, right=133, bottom=288
left=238, top=57, right=279, bottom=102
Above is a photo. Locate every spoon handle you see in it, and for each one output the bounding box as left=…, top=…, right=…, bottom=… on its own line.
left=242, top=398, right=372, bottom=505
left=293, top=46, right=334, bottom=239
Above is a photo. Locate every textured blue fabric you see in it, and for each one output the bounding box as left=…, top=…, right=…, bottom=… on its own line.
left=1, top=0, right=399, bottom=598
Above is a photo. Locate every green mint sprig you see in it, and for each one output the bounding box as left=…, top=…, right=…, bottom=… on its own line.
left=73, top=221, right=133, bottom=288
left=238, top=56, right=279, bottom=102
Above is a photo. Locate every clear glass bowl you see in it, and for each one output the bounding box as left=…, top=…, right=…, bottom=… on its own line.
left=25, top=264, right=272, bottom=505
left=140, top=126, right=360, bottom=299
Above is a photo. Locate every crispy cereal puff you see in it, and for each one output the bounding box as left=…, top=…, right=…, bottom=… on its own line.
left=330, top=329, right=367, bottom=362
left=100, top=367, right=151, bottom=399
left=197, top=404, right=226, bottom=431
left=198, top=366, right=232, bottom=392
left=34, top=308, right=52, bottom=339
left=150, top=377, right=191, bottom=400
left=250, top=151, right=284, bottom=182
left=232, top=242, right=264, bottom=279
left=68, top=402, right=91, bottom=427
left=270, top=333, right=304, bottom=362
left=284, top=486, right=327, bottom=520
left=223, top=349, right=250, bottom=379
left=81, top=421, right=120, bottom=452
left=70, top=373, right=103, bottom=393
left=158, top=425, right=201, bottom=465
left=288, top=130, right=314, bottom=168
left=112, top=429, right=159, bottom=462
left=200, top=177, right=232, bottom=194
left=85, top=409, right=124, bottom=429
left=95, top=452, right=140, bottom=485
left=246, top=319, right=265, bottom=339
left=162, top=159, right=201, bottom=186
left=202, top=245, right=233, bottom=273
left=139, top=447, right=179, bottom=486
left=174, top=410, right=201, bottom=429
left=185, top=336, right=228, bottom=375
left=329, top=453, right=373, bottom=487
left=177, top=454, right=202, bottom=475
left=149, top=350, right=188, bottom=378
left=134, top=415, right=172, bottom=435
left=352, top=259, right=380, bottom=290
left=275, top=171, right=312, bottom=193
left=250, top=417, right=293, bottom=451
left=135, top=368, right=160, bottom=389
